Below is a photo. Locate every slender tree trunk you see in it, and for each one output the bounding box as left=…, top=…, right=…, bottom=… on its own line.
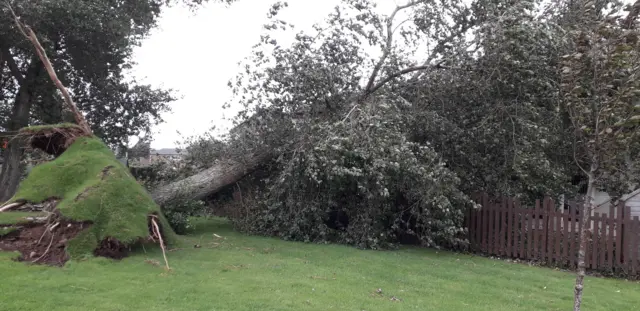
left=574, top=167, right=596, bottom=311
left=0, top=60, right=42, bottom=202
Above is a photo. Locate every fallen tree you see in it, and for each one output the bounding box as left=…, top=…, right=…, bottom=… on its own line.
left=151, top=151, right=272, bottom=205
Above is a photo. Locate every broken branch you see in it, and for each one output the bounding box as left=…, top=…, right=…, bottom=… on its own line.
left=6, top=3, right=92, bottom=134
left=150, top=216, right=170, bottom=270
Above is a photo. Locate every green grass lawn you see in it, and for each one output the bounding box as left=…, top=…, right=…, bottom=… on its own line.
left=0, top=217, right=638, bottom=311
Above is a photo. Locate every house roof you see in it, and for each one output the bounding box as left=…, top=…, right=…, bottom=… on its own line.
left=596, top=187, right=640, bottom=207
left=621, top=188, right=640, bottom=201
left=151, top=148, right=182, bottom=156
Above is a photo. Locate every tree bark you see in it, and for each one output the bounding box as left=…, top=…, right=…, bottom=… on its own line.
left=574, top=167, right=596, bottom=311
left=151, top=152, right=272, bottom=206
left=0, top=60, right=42, bottom=202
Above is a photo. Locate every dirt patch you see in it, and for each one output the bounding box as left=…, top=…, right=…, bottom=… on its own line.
left=93, top=237, right=128, bottom=260
left=0, top=221, right=91, bottom=266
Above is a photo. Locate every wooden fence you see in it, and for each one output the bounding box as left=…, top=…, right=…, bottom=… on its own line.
left=466, top=194, right=640, bottom=276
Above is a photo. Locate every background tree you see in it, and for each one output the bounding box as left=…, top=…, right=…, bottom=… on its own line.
left=403, top=0, right=578, bottom=204
left=560, top=1, right=640, bottom=309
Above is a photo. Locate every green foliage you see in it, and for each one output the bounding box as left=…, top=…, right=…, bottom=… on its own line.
left=406, top=1, right=578, bottom=204
left=0, top=217, right=639, bottom=310
left=560, top=1, right=640, bottom=197
left=233, top=102, right=470, bottom=250
left=160, top=197, right=205, bottom=234
left=8, top=129, right=176, bottom=258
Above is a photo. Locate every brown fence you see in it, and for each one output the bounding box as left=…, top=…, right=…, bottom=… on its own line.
left=466, top=194, right=640, bottom=276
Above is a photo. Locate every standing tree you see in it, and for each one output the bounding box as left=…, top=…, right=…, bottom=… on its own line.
left=560, top=1, right=640, bottom=309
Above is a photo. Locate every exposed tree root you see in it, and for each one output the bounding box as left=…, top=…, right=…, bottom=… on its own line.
left=0, top=201, right=25, bottom=212
left=149, top=215, right=170, bottom=271
left=32, top=232, right=55, bottom=263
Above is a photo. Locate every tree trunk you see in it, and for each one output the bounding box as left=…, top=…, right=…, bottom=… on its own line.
left=0, top=60, right=42, bottom=202
left=151, top=152, right=272, bottom=206
left=574, top=168, right=596, bottom=311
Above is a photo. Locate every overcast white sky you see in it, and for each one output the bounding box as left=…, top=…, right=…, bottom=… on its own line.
left=130, top=0, right=399, bottom=149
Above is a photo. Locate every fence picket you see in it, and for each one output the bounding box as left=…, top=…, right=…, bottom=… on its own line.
left=624, top=206, right=631, bottom=272
left=633, top=217, right=637, bottom=273
left=616, top=202, right=624, bottom=270
left=533, top=200, right=540, bottom=260
left=498, top=198, right=509, bottom=256
left=489, top=202, right=495, bottom=255
left=482, top=194, right=489, bottom=253
left=608, top=205, right=615, bottom=269
left=517, top=200, right=525, bottom=259
left=592, top=213, right=600, bottom=270
left=562, top=203, right=570, bottom=266
left=555, top=201, right=562, bottom=265
left=569, top=201, right=576, bottom=268
left=545, top=198, right=552, bottom=264
left=508, top=199, right=515, bottom=257
left=475, top=197, right=482, bottom=250
left=541, top=198, right=549, bottom=263
left=496, top=200, right=502, bottom=255
left=600, top=213, right=606, bottom=268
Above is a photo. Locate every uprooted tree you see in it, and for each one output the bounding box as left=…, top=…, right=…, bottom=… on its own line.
left=151, top=0, right=639, bottom=255
left=152, top=0, right=577, bottom=249
left=0, top=7, right=174, bottom=267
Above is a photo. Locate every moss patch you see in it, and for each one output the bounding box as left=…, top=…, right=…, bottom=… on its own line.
left=8, top=134, right=176, bottom=259
left=20, top=123, right=81, bottom=132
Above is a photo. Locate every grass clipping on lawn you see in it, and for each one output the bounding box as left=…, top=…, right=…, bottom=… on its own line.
left=6, top=124, right=177, bottom=259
